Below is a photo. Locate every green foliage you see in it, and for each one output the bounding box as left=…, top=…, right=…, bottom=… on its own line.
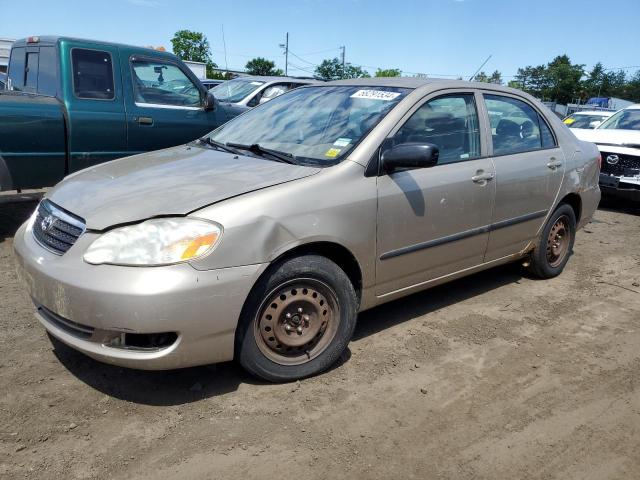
left=245, top=57, right=284, bottom=76
left=171, top=30, right=218, bottom=78
left=375, top=68, right=401, bottom=77
left=315, top=58, right=371, bottom=80
left=473, top=70, right=502, bottom=85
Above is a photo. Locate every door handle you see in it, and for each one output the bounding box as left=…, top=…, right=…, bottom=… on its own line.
left=138, top=116, right=154, bottom=126
left=471, top=171, right=495, bottom=183
left=546, top=157, right=562, bottom=170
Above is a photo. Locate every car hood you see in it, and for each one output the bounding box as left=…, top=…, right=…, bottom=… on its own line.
left=571, top=128, right=640, bottom=148
left=47, top=145, right=321, bottom=230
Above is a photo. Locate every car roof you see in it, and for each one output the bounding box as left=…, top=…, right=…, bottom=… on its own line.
left=625, top=104, right=640, bottom=110
left=571, top=110, right=614, bottom=116
left=231, top=75, right=320, bottom=84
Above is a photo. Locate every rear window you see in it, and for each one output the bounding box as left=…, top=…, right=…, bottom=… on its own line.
left=72, top=48, right=114, bottom=100
left=7, top=47, right=26, bottom=91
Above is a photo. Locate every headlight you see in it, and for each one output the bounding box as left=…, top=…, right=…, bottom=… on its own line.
left=83, top=218, right=222, bottom=266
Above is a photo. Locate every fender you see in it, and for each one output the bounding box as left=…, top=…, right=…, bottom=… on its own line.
left=0, top=154, right=14, bottom=192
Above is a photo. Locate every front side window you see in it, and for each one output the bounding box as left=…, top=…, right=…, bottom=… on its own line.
left=72, top=49, right=114, bottom=99
left=131, top=59, right=201, bottom=107
left=211, top=78, right=265, bottom=103
left=208, top=85, right=409, bottom=166
left=485, top=94, right=551, bottom=155
left=598, top=109, right=640, bottom=131
left=394, top=94, right=481, bottom=163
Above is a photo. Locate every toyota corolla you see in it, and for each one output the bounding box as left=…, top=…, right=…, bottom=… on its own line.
left=14, top=79, right=601, bottom=381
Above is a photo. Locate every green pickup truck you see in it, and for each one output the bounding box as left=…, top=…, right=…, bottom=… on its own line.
left=0, top=36, right=226, bottom=191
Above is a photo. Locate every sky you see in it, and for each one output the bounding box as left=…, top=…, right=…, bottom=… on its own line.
left=1, top=0, right=639, bottom=80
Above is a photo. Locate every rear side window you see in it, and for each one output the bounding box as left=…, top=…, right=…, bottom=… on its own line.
left=395, top=93, right=481, bottom=164
left=8, top=47, right=26, bottom=91
left=485, top=94, right=556, bottom=155
left=72, top=49, right=114, bottom=100
left=24, top=52, right=39, bottom=92
left=131, top=58, right=201, bottom=107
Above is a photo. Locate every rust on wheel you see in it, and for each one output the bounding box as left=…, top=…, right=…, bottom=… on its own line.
left=546, top=215, right=571, bottom=268
left=253, top=278, right=340, bottom=366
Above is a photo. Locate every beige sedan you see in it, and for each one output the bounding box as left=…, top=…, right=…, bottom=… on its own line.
left=14, top=78, right=601, bottom=381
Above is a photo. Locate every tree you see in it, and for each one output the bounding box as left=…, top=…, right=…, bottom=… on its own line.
left=245, top=57, right=284, bottom=76
left=170, top=29, right=218, bottom=77
left=315, top=58, right=370, bottom=80
left=473, top=71, right=489, bottom=83
left=544, top=55, right=585, bottom=104
left=375, top=68, right=401, bottom=77
left=473, top=70, right=502, bottom=85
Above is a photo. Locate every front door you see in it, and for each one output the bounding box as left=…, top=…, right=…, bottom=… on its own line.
left=376, top=92, right=495, bottom=296
left=123, top=55, right=220, bottom=155
left=482, top=93, right=565, bottom=261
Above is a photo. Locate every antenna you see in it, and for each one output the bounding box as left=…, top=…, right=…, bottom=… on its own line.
left=221, top=24, right=229, bottom=75
left=469, top=55, right=492, bottom=81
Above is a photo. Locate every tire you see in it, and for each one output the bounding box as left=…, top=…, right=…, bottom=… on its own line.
left=527, top=203, right=576, bottom=279
left=236, top=255, right=358, bottom=382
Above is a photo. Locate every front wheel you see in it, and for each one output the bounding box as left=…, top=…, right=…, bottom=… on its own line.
left=526, top=204, right=576, bottom=279
left=236, top=255, right=358, bottom=382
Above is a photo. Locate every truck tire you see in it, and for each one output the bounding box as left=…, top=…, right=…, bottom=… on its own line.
left=236, top=255, right=357, bottom=382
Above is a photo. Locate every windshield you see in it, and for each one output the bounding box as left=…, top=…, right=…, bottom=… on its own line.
left=598, top=109, right=640, bottom=130
left=208, top=85, right=410, bottom=165
left=211, top=78, right=265, bottom=103
left=563, top=114, right=610, bottom=129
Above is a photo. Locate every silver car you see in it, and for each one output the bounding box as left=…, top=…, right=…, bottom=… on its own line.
left=14, top=78, right=601, bottom=381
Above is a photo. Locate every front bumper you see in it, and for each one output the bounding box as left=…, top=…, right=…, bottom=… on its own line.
left=13, top=219, right=266, bottom=370
left=599, top=173, right=640, bottom=202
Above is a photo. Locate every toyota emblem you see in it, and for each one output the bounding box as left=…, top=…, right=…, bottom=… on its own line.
left=41, top=215, right=56, bottom=232
left=606, top=154, right=619, bottom=165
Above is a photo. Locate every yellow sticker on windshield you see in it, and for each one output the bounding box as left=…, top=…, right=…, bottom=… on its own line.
left=325, top=148, right=341, bottom=158
left=563, top=118, right=575, bottom=125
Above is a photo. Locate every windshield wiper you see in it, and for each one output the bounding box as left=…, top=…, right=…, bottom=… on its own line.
left=226, top=142, right=298, bottom=165
left=198, top=137, right=240, bottom=154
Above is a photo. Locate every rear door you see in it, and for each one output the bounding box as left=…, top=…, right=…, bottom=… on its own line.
left=124, top=55, right=219, bottom=154
left=63, top=43, right=128, bottom=172
left=482, top=93, right=564, bottom=261
left=376, top=91, right=495, bottom=295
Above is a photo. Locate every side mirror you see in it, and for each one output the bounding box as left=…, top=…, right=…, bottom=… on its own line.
left=203, top=91, right=216, bottom=111
left=381, top=143, right=439, bottom=173
left=589, top=120, right=602, bottom=129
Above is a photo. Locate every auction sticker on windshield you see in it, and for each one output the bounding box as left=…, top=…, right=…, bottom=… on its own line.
left=350, top=90, right=401, bottom=101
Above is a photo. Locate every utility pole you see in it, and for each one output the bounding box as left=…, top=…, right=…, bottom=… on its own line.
left=279, top=33, right=289, bottom=75
left=340, top=45, right=346, bottom=78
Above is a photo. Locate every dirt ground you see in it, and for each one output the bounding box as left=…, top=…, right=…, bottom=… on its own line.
left=0, top=194, right=639, bottom=480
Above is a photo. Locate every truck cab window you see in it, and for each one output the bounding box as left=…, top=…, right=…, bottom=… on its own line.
left=37, top=46, right=58, bottom=96
left=72, top=49, right=115, bottom=100
left=24, top=52, right=39, bottom=92
left=7, top=47, right=26, bottom=91
left=131, top=59, right=201, bottom=108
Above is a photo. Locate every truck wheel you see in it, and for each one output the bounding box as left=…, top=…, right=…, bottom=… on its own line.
left=236, top=255, right=357, bottom=382
left=527, top=204, right=576, bottom=279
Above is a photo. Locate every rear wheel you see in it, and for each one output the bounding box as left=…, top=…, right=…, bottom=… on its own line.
left=527, top=204, right=576, bottom=278
left=237, top=255, right=357, bottom=382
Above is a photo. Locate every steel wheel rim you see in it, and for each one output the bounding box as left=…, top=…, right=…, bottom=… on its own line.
left=253, top=278, right=340, bottom=366
left=546, top=215, right=571, bottom=268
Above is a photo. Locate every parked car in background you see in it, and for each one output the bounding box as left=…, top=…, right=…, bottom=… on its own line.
left=14, top=78, right=600, bottom=382
left=0, top=36, right=226, bottom=191
left=563, top=110, right=614, bottom=129
left=572, top=104, right=640, bottom=201
left=211, top=75, right=320, bottom=123
left=0, top=72, right=6, bottom=90
left=201, top=79, right=224, bottom=90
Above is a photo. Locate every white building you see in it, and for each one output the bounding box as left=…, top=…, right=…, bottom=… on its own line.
left=0, top=38, right=15, bottom=73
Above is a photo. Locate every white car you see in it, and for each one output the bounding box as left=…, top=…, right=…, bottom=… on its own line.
left=563, top=110, right=614, bottom=129
left=572, top=105, right=640, bottom=201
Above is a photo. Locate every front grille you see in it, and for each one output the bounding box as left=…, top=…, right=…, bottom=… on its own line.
left=599, top=150, right=640, bottom=177
left=32, top=200, right=86, bottom=255
left=37, top=304, right=95, bottom=339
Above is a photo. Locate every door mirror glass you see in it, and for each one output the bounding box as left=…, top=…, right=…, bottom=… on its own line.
left=204, top=91, right=216, bottom=111
left=381, top=143, right=439, bottom=172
